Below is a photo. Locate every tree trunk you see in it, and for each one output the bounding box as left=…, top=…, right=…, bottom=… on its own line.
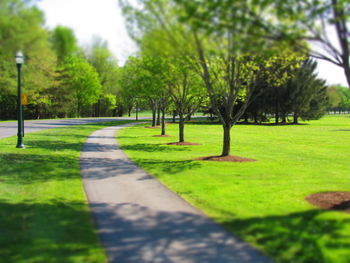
left=77, top=103, right=81, bottom=118
left=275, top=112, right=279, bottom=124
left=156, top=105, right=161, bottom=126
left=253, top=112, right=258, bottom=124
left=344, top=66, right=350, bottom=89
left=172, top=110, right=176, bottom=123
left=281, top=114, right=286, bottom=123
left=161, top=109, right=166, bottom=135
left=152, top=103, right=156, bottom=126
left=221, top=124, right=231, bottom=156
left=97, top=98, right=101, bottom=117
left=179, top=114, right=185, bottom=142
left=244, top=112, right=248, bottom=123
left=275, top=94, right=279, bottom=124
left=293, top=113, right=298, bottom=124
left=128, top=106, right=132, bottom=117
left=136, top=101, right=138, bottom=121
left=36, top=105, right=40, bottom=119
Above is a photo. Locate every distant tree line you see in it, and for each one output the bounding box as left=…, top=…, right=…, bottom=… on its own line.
left=0, top=0, right=125, bottom=120
left=327, top=85, right=350, bottom=113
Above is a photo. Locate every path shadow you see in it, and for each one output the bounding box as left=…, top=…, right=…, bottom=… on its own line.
left=90, top=202, right=271, bottom=263
left=0, top=199, right=103, bottom=263
left=81, top=157, right=141, bottom=180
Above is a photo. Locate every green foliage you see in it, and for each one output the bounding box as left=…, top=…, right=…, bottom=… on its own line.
left=50, top=26, right=79, bottom=63
left=59, top=56, right=102, bottom=116
left=285, top=59, right=328, bottom=121
left=86, top=37, right=120, bottom=94
left=328, top=85, right=350, bottom=111
left=0, top=0, right=57, bottom=120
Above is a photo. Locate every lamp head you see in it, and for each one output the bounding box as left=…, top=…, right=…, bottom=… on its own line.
left=15, top=51, right=24, bottom=65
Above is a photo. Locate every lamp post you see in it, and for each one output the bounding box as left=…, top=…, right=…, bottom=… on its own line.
left=15, top=51, right=25, bottom=149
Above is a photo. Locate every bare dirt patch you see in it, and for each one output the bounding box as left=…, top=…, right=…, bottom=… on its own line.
left=145, top=126, right=160, bottom=129
left=195, top=155, right=256, bottom=162
left=306, top=192, right=350, bottom=213
left=165, top=142, right=202, bottom=146
left=153, top=135, right=173, bottom=137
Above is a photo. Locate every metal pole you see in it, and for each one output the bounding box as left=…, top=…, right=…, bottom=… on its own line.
left=16, top=63, right=24, bottom=148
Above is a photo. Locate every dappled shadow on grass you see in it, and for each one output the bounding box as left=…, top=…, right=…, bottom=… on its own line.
left=28, top=140, right=83, bottom=152
left=0, top=199, right=104, bottom=263
left=121, top=143, right=188, bottom=153
left=0, top=153, right=79, bottom=184
left=224, top=209, right=350, bottom=262
left=333, top=129, right=350, bottom=132
left=131, top=159, right=201, bottom=174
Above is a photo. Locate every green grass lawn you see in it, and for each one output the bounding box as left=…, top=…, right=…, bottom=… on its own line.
left=0, top=120, right=133, bottom=263
left=118, top=115, right=350, bottom=263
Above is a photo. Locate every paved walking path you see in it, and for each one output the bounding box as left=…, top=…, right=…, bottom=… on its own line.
left=80, top=124, right=272, bottom=263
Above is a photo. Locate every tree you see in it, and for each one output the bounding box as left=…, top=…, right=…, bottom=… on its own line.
left=59, top=56, right=102, bottom=117
left=50, top=26, right=79, bottom=63
left=0, top=0, right=56, bottom=120
left=85, top=37, right=120, bottom=116
left=273, top=0, right=350, bottom=88
left=166, top=57, right=205, bottom=142
left=328, top=85, right=350, bottom=112
left=285, top=59, right=328, bottom=123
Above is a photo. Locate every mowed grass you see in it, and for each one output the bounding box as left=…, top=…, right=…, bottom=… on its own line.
left=118, top=115, right=350, bottom=263
left=0, top=121, right=133, bottom=263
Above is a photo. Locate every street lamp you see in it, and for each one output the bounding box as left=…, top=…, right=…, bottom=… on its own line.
left=15, top=51, right=25, bottom=149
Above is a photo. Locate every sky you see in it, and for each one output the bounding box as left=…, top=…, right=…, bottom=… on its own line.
left=37, top=0, right=348, bottom=87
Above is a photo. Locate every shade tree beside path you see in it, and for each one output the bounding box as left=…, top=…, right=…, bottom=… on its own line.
left=165, top=57, right=206, bottom=143
left=119, top=0, right=332, bottom=158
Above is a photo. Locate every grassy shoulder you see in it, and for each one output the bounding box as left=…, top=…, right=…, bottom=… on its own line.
left=118, top=115, right=350, bottom=263
left=0, top=120, right=133, bottom=263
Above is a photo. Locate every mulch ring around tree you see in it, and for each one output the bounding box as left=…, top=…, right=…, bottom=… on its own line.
left=306, top=192, right=350, bottom=213
left=195, top=155, right=256, bottom=162
left=165, top=142, right=202, bottom=146
left=153, top=135, right=173, bottom=137
left=145, top=126, right=161, bottom=129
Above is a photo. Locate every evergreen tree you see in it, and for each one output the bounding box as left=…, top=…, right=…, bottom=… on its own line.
left=285, top=59, right=328, bottom=123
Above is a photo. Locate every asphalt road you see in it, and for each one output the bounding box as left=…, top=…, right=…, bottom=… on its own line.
left=0, top=117, right=142, bottom=139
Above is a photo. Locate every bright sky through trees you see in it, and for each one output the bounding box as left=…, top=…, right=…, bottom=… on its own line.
left=37, top=0, right=138, bottom=65
left=37, top=0, right=347, bottom=86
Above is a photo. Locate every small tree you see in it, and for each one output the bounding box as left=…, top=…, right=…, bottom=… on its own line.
left=167, top=57, right=206, bottom=142
left=59, top=56, right=102, bottom=117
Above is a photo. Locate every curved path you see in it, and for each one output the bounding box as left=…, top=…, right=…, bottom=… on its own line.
left=0, top=117, right=141, bottom=139
left=80, top=123, right=272, bottom=263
